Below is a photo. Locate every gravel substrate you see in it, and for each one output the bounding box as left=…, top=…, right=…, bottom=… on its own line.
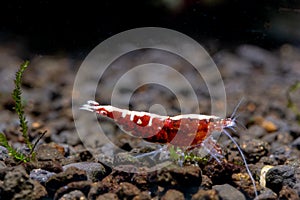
left=0, top=42, right=300, bottom=200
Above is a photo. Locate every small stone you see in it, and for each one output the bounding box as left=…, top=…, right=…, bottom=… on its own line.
left=96, top=193, right=119, bottom=200
left=117, top=182, right=140, bottom=199
left=46, top=166, right=87, bottom=195
left=255, top=188, right=277, bottom=200
left=60, top=130, right=81, bottom=146
left=156, top=164, right=202, bottom=189
left=59, top=190, right=87, bottom=200
left=266, top=165, right=296, bottom=193
left=291, top=137, right=300, bottom=150
left=269, top=145, right=292, bottom=164
left=192, top=189, right=219, bottom=200
left=32, top=121, right=43, bottom=130
left=132, top=191, right=151, bottom=200
left=231, top=173, right=257, bottom=198
left=0, top=146, right=9, bottom=160
left=78, top=150, right=94, bottom=162
left=161, top=189, right=185, bottom=200
left=261, top=120, right=278, bottom=132
left=63, top=162, right=106, bottom=182
left=279, top=186, right=299, bottom=200
left=293, top=183, right=300, bottom=196
left=54, top=181, right=91, bottom=200
left=0, top=161, right=6, bottom=169
left=240, top=138, right=270, bottom=162
left=2, top=165, right=48, bottom=200
left=200, top=175, right=212, bottom=189
left=246, top=125, right=267, bottom=139
left=30, top=168, right=56, bottom=185
left=88, top=177, right=116, bottom=199
left=213, top=184, right=246, bottom=200
left=253, top=116, right=278, bottom=132
left=37, top=160, right=63, bottom=173
left=260, top=165, right=274, bottom=188
left=49, top=143, right=66, bottom=155
left=36, top=143, right=65, bottom=162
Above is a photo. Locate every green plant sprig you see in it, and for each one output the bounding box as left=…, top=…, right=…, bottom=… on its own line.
left=0, top=60, right=44, bottom=163
left=0, top=133, right=29, bottom=162
left=12, top=60, right=32, bottom=150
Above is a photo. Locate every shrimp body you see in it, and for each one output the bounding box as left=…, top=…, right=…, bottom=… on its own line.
left=81, top=100, right=233, bottom=147
left=81, top=100, right=258, bottom=198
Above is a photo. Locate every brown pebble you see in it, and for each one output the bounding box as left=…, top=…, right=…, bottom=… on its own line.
left=261, top=120, right=278, bottom=132
left=253, top=116, right=278, bottom=132
left=279, top=186, right=299, bottom=200
left=96, top=193, right=119, bottom=200
left=132, top=191, right=151, bottom=200
left=32, top=121, right=43, bottom=129
left=117, top=182, right=140, bottom=199
left=192, top=189, right=219, bottom=200
left=161, top=189, right=184, bottom=200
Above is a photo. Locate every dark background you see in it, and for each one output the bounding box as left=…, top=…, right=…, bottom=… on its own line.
left=1, top=0, right=300, bottom=55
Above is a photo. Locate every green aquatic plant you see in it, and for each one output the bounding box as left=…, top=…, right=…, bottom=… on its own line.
left=12, top=60, right=32, bottom=150
left=0, top=61, right=45, bottom=162
left=169, top=145, right=209, bottom=165
left=287, top=81, right=300, bottom=124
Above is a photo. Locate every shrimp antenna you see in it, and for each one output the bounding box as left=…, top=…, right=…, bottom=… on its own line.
left=222, top=128, right=258, bottom=198
left=230, top=97, right=245, bottom=119
left=230, top=97, right=247, bottom=131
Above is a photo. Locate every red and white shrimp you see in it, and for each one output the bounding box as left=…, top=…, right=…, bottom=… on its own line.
left=80, top=100, right=258, bottom=197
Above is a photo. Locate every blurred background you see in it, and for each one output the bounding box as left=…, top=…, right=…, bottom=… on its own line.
left=1, top=0, right=300, bottom=56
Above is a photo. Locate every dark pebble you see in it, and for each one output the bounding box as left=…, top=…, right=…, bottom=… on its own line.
left=255, top=188, right=277, bottom=200
left=30, top=168, right=56, bottom=185
left=37, top=160, right=63, bottom=173
left=200, top=175, right=213, bottom=189
left=240, top=138, right=270, bottom=162
left=63, top=162, right=106, bottom=182
left=78, top=150, right=94, bottom=162
left=290, top=125, right=300, bottom=139
left=191, top=189, right=219, bottom=200
left=0, top=146, right=9, bottom=160
left=161, top=189, right=185, bottom=200
left=156, top=164, right=202, bottom=190
left=269, top=145, right=292, bottom=164
left=292, top=137, right=300, bottom=150
left=59, top=190, right=87, bottom=200
left=1, top=165, right=47, bottom=200
left=88, top=177, right=117, bottom=199
left=131, top=172, right=157, bottom=192
left=54, top=181, right=91, bottom=200
left=266, top=165, right=296, bottom=193
left=213, top=184, right=246, bottom=200
left=46, top=166, right=88, bottom=196
left=117, top=182, right=140, bottom=199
